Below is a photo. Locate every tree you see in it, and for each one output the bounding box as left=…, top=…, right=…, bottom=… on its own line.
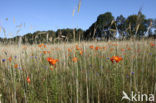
left=96, top=12, right=115, bottom=38
left=84, top=23, right=96, bottom=40
left=84, top=12, right=115, bottom=40
left=125, top=11, right=147, bottom=38
left=116, top=15, right=127, bottom=39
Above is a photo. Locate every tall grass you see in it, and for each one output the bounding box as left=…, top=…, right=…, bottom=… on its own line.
left=0, top=40, right=156, bottom=103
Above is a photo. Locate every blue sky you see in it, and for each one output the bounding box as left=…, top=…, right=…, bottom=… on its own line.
left=0, top=0, right=156, bottom=38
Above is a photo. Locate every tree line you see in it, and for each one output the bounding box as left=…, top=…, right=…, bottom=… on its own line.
left=0, top=11, right=156, bottom=44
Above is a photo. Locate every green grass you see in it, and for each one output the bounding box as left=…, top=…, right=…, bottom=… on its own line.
left=0, top=40, right=156, bottom=103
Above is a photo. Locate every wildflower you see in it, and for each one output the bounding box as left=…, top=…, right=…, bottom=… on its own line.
left=8, top=57, right=12, bottom=62
left=72, top=57, right=78, bottom=63
left=150, top=42, right=155, bottom=47
left=47, top=57, right=58, bottom=66
left=79, top=50, right=83, bottom=55
left=44, top=45, right=47, bottom=48
left=89, top=45, right=94, bottom=49
left=95, top=46, right=100, bottom=50
left=110, top=56, right=123, bottom=63
left=121, top=49, right=125, bottom=52
left=2, top=59, right=5, bottom=62
left=127, top=47, right=131, bottom=50
left=14, top=64, right=18, bottom=69
left=68, top=48, right=72, bottom=52
left=76, top=45, right=81, bottom=50
left=38, top=44, right=42, bottom=47
left=131, top=72, right=135, bottom=75
left=106, top=57, right=110, bottom=60
left=27, top=76, right=31, bottom=84
left=38, top=43, right=46, bottom=48
left=43, top=51, right=47, bottom=54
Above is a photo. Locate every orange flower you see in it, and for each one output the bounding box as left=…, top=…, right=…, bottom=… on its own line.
left=14, top=64, right=18, bottom=68
left=8, top=57, right=12, bottom=62
left=38, top=43, right=46, bottom=48
left=121, top=49, right=125, bottom=52
left=44, top=45, right=47, bottom=48
left=43, top=51, right=47, bottom=54
left=89, top=45, right=94, bottom=49
left=38, top=43, right=44, bottom=47
left=110, top=56, right=123, bottom=63
left=47, top=57, right=58, bottom=66
left=150, top=42, right=155, bottom=47
left=79, top=50, right=83, bottom=55
left=72, top=57, right=78, bottom=63
left=38, top=44, right=42, bottom=48
left=68, top=48, right=72, bottom=52
left=95, top=46, right=100, bottom=50
left=127, top=47, right=131, bottom=50
left=27, top=76, right=31, bottom=84
left=76, top=45, right=82, bottom=50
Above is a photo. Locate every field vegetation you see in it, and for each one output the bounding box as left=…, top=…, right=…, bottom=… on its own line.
left=0, top=40, right=155, bottom=103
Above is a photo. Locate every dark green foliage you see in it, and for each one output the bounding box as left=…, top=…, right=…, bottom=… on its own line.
left=84, top=12, right=115, bottom=40
left=0, top=11, right=156, bottom=44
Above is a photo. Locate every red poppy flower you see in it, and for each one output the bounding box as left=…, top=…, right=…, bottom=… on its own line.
left=150, top=42, right=155, bottom=47
left=110, top=56, right=123, bottom=63
left=47, top=57, right=58, bottom=66
left=89, top=45, right=94, bottom=49
left=14, top=64, right=18, bottom=68
left=72, top=57, right=78, bottom=63
left=27, top=76, right=30, bottom=84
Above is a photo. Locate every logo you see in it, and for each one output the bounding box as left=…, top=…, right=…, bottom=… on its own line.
left=121, top=91, right=155, bottom=102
